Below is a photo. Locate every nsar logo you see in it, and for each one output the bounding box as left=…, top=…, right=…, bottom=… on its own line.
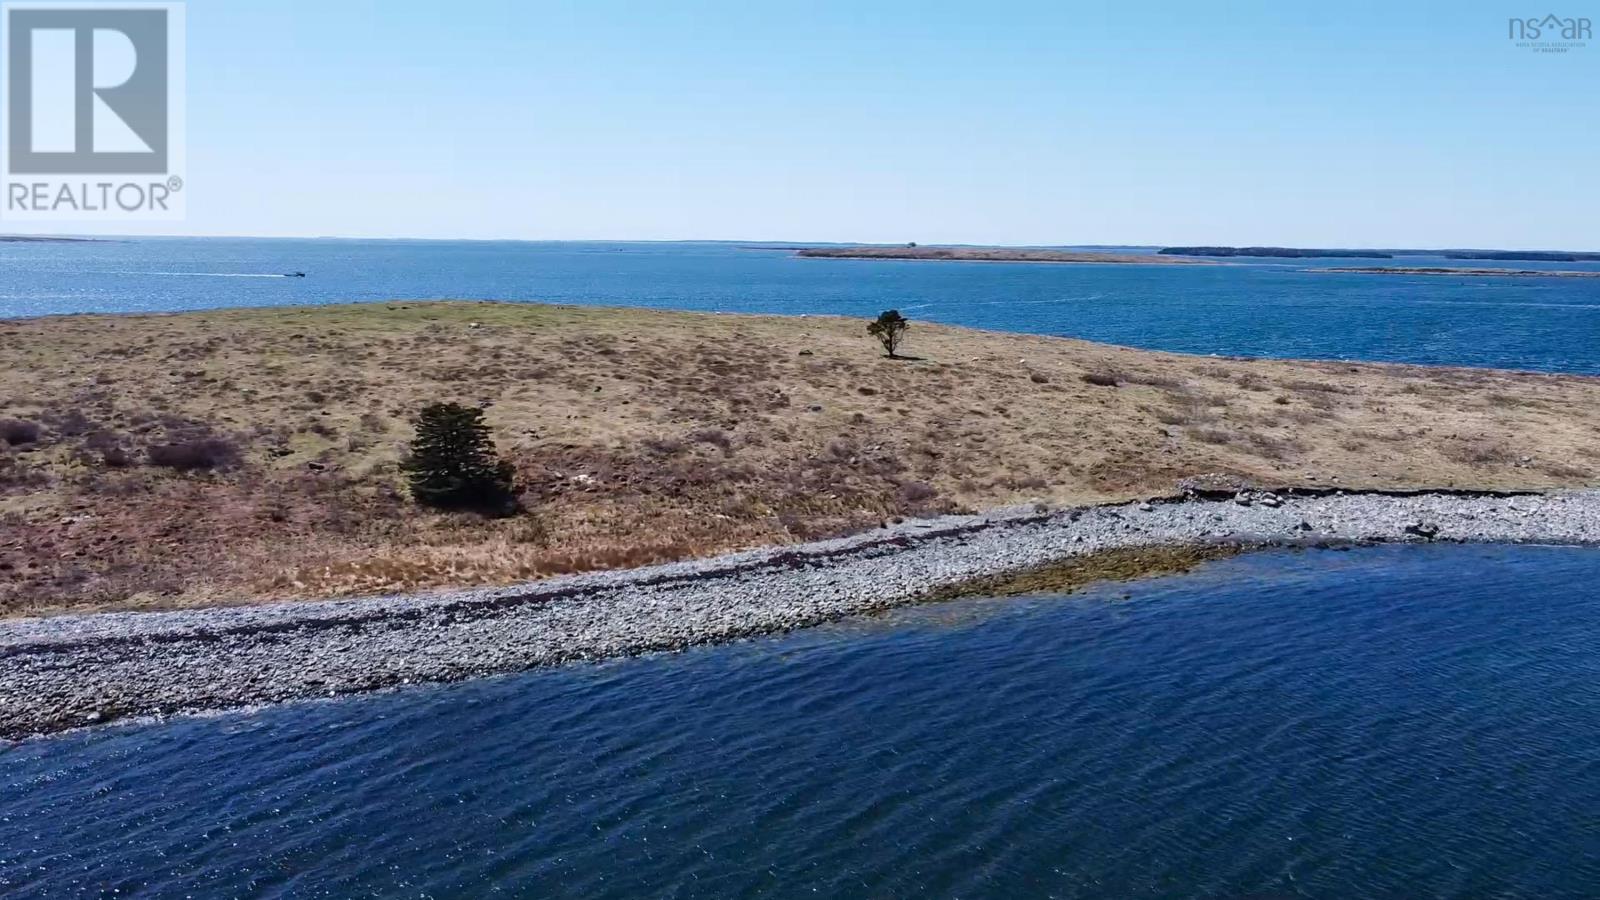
left=1507, top=13, right=1592, bottom=52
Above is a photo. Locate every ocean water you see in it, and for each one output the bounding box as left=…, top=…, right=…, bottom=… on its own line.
left=3, top=238, right=1600, bottom=372
left=5, top=544, right=1600, bottom=899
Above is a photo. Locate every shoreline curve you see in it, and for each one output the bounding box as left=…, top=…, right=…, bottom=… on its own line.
left=4, top=487, right=1599, bottom=740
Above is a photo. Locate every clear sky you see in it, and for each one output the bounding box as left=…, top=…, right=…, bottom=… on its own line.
left=29, top=0, right=1600, bottom=247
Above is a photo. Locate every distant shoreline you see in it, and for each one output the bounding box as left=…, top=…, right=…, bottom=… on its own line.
left=1315, top=266, right=1600, bottom=278
left=795, top=246, right=1213, bottom=265
left=1161, top=246, right=1393, bottom=259
left=794, top=244, right=1600, bottom=268
left=1160, top=246, right=1600, bottom=262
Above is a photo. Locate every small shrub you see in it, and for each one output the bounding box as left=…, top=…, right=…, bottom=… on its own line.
left=1281, top=379, right=1352, bottom=394
left=867, top=309, right=910, bottom=358
left=643, top=437, right=688, bottom=456
left=1246, top=433, right=1302, bottom=460
left=897, top=481, right=938, bottom=504
left=83, top=431, right=132, bottom=468
left=1122, top=371, right=1184, bottom=389
left=1029, top=372, right=1050, bottom=384
left=1081, top=371, right=1121, bottom=387
left=148, top=437, right=241, bottom=471
left=101, top=445, right=134, bottom=468
left=1442, top=439, right=1518, bottom=467
left=1152, top=407, right=1192, bottom=426
left=1540, top=461, right=1591, bottom=479
left=0, top=419, right=40, bottom=446
left=44, top=409, right=95, bottom=436
left=689, top=428, right=733, bottom=450
left=402, top=402, right=517, bottom=514
left=0, top=456, right=47, bottom=489
left=505, top=515, right=550, bottom=545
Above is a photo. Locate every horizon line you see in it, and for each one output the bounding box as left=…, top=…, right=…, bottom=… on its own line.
left=4, top=233, right=1600, bottom=254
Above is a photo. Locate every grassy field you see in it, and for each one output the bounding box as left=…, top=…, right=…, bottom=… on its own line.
left=2, top=300, right=1597, bottom=616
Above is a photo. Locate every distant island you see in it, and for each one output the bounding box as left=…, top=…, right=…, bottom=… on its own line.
left=0, top=235, right=102, bottom=243
left=796, top=246, right=1210, bottom=265
left=1160, top=247, right=1394, bottom=259
left=1317, top=266, right=1600, bottom=278
left=794, top=244, right=1600, bottom=267
left=1158, top=246, right=1600, bottom=262
left=1439, top=250, right=1600, bottom=262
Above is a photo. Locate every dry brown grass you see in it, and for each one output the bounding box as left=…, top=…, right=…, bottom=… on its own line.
left=2, top=300, right=1596, bottom=616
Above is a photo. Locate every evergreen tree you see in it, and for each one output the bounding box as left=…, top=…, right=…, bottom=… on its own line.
left=867, top=309, right=910, bottom=358
left=402, top=402, right=516, bottom=513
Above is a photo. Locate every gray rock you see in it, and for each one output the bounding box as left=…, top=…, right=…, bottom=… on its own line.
left=1405, top=520, right=1441, bottom=539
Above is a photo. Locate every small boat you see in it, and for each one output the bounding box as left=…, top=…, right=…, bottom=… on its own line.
left=284, top=271, right=306, bottom=278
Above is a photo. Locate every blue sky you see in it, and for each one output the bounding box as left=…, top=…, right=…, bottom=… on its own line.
left=57, top=1, right=1600, bottom=246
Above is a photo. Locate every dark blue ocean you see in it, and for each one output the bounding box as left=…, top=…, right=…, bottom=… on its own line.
left=5, top=545, right=1600, bottom=898
left=4, top=238, right=1600, bottom=372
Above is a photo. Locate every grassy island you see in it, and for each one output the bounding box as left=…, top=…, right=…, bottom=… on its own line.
left=2, top=300, right=1598, bottom=615
left=1159, top=246, right=1394, bottom=259
left=1316, top=266, right=1600, bottom=278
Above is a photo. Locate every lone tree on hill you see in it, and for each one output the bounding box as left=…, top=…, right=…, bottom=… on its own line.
left=868, top=309, right=910, bottom=358
left=403, top=402, right=517, bottom=514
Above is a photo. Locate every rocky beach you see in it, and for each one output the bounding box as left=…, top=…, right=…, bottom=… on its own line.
left=6, top=487, right=1599, bottom=740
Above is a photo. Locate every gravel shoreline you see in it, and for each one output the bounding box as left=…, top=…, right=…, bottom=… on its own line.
left=5, top=488, right=1600, bottom=739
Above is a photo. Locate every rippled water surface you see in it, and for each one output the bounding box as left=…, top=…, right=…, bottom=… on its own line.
left=4, top=239, right=1600, bottom=371
left=5, top=544, right=1600, bottom=898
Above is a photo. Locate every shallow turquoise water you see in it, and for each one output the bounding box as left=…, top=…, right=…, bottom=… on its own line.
left=3, top=239, right=1600, bottom=372
left=4, top=544, right=1600, bottom=898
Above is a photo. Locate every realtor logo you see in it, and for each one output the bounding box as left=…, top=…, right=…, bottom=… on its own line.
left=1, top=1, right=185, bottom=220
